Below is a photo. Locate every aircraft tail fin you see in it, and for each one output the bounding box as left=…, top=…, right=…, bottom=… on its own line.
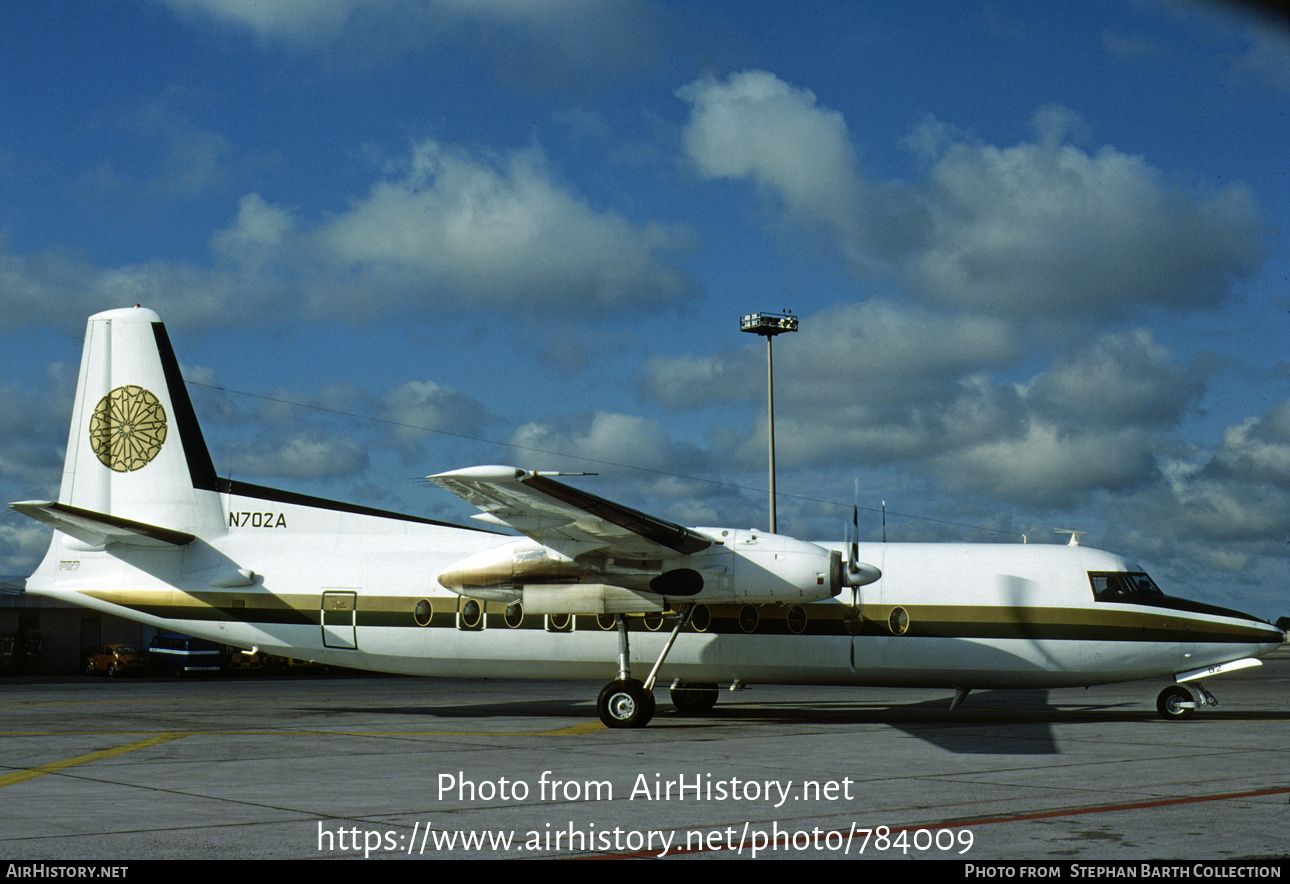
left=42, top=306, right=224, bottom=543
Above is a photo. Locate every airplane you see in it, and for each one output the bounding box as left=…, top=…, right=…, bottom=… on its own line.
left=11, top=306, right=1284, bottom=728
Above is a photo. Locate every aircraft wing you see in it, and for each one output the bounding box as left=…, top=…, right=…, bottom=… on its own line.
left=428, top=466, right=712, bottom=560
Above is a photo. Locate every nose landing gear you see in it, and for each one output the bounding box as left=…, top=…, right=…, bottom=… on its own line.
left=1156, top=682, right=1217, bottom=720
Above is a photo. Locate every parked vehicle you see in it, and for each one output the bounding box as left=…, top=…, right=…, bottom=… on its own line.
left=84, top=643, right=147, bottom=677
left=148, top=634, right=225, bottom=675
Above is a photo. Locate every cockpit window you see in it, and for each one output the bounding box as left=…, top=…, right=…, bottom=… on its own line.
left=1089, top=571, right=1164, bottom=600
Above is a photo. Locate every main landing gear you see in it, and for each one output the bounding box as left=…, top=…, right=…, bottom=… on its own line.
left=1155, top=682, right=1217, bottom=721
left=670, top=682, right=719, bottom=715
left=597, top=606, right=698, bottom=728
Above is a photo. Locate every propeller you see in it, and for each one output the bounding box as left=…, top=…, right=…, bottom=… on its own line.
left=843, top=482, right=881, bottom=589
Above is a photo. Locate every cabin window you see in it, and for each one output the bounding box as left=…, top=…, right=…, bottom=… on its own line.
left=413, top=599, right=433, bottom=627
left=887, top=607, right=909, bottom=636
left=504, top=603, right=523, bottom=628
left=1088, top=571, right=1164, bottom=600
left=787, top=605, right=808, bottom=635
left=458, top=598, right=484, bottom=630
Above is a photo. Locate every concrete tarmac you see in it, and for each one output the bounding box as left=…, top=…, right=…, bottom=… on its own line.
left=1, top=649, right=1287, bottom=861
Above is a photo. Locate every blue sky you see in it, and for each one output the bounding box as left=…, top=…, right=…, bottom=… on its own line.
left=2, top=1, right=1288, bottom=619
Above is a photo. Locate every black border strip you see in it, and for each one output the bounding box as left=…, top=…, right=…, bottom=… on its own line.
left=524, top=474, right=712, bottom=555
left=152, top=322, right=497, bottom=534
left=152, top=322, right=219, bottom=490
left=217, top=477, right=498, bottom=531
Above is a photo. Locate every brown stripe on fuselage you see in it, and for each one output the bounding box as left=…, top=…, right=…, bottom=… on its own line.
left=76, top=589, right=1276, bottom=645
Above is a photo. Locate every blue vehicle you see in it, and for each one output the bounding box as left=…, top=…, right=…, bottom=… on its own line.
left=148, top=634, right=225, bottom=675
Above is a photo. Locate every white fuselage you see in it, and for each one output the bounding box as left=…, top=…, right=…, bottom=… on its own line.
left=25, top=486, right=1282, bottom=691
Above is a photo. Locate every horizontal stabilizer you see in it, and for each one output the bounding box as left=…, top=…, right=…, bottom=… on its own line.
left=11, top=501, right=195, bottom=549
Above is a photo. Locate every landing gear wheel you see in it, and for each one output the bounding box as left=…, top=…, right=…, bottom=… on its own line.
left=1156, top=685, right=1195, bottom=721
left=671, top=683, right=719, bottom=715
left=597, top=678, right=655, bottom=728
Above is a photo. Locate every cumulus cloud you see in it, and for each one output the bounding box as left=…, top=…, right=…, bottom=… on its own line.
left=639, top=349, right=750, bottom=411
left=1025, top=329, right=1207, bottom=429
left=0, top=234, right=286, bottom=333
left=380, top=379, right=499, bottom=457
left=0, top=367, right=77, bottom=489
left=312, top=140, right=692, bottom=315
left=510, top=411, right=684, bottom=473
left=504, top=411, right=730, bottom=524
left=211, top=193, right=296, bottom=264
left=903, top=113, right=1266, bottom=316
left=223, top=433, right=369, bottom=480
left=159, top=0, right=660, bottom=87
left=160, top=0, right=383, bottom=44
left=678, top=70, right=865, bottom=235
left=643, top=300, right=1019, bottom=417
left=677, top=72, right=1267, bottom=321
left=1209, top=400, right=1290, bottom=486
left=0, top=520, right=54, bottom=576
left=935, top=423, right=1160, bottom=506
left=1231, top=19, right=1290, bottom=94
left=641, top=302, right=1218, bottom=509
left=0, top=133, right=693, bottom=330
left=80, top=87, right=234, bottom=202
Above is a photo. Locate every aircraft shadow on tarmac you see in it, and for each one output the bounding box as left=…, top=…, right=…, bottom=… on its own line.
left=300, top=687, right=1287, bottom=755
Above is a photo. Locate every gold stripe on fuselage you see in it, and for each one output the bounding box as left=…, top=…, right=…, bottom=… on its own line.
left=76, top=589, right=1275, bottom=646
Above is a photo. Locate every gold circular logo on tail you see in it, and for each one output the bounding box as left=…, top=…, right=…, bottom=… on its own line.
left=89, top=385, right=168, bottom=472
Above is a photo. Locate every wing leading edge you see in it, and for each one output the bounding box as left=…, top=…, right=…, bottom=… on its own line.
left=428, top=466, right=712, bottom=560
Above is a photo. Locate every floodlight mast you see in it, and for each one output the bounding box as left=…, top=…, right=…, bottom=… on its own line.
left=739, top=312, right=799, bottom=533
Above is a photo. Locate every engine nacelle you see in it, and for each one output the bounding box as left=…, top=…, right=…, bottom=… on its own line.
left=435, top=530, right=844, bottom=612
left=709, top=529, right=841, bottom=604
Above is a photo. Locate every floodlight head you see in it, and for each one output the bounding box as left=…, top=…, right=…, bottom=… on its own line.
left=740, top=312, right=799, bottom=337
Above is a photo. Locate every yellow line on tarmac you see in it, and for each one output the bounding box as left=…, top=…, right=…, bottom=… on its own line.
left=0, top=733, right=189, bottom=789
left=2, top=720, right=610, bottom=738
left=546, top=722, right=607, bottom=735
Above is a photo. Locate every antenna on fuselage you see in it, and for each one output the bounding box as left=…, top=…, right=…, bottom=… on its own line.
left=1054, top=529, right=1085, bottom=547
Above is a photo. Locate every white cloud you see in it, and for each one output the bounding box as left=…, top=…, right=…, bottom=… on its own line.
left=0, top=132, right=693, bottom=330
left=0, top=234, right=287, bottom=333
left=159, top=0, right=659, bottom=86
left=639, top=351, right=743, bottom=410
left=380, top=379, right=498, bottom=456
left=1210, top=400, right=1290, bottom=485
left=510, top=411, right=680, bottom=473
left=313, top=140, right=691, bottom=314
left=904, top=119, right=1266, bottom=316
left=160, top=0, right=362, bottom=43
left=643, top=300, right=1019, bottom=416
left=935, top=422, right=1159, bottom=506
left=211, top=194, right=296, bottom=263
left=1025, top=329, right=1206, bottom=429
left=676, top=72, right=1267, bottom=321
left=1231, top=20, right=1290, bottom=94
left=678, top=70, right=865, bottom=234
left=224, top=434, right=369, bottom=480
left=81, top=88, right=234, bottom=202
left=641, top=304, right=1217, bottom=507
left=0, top=521, right=53, bottom=575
